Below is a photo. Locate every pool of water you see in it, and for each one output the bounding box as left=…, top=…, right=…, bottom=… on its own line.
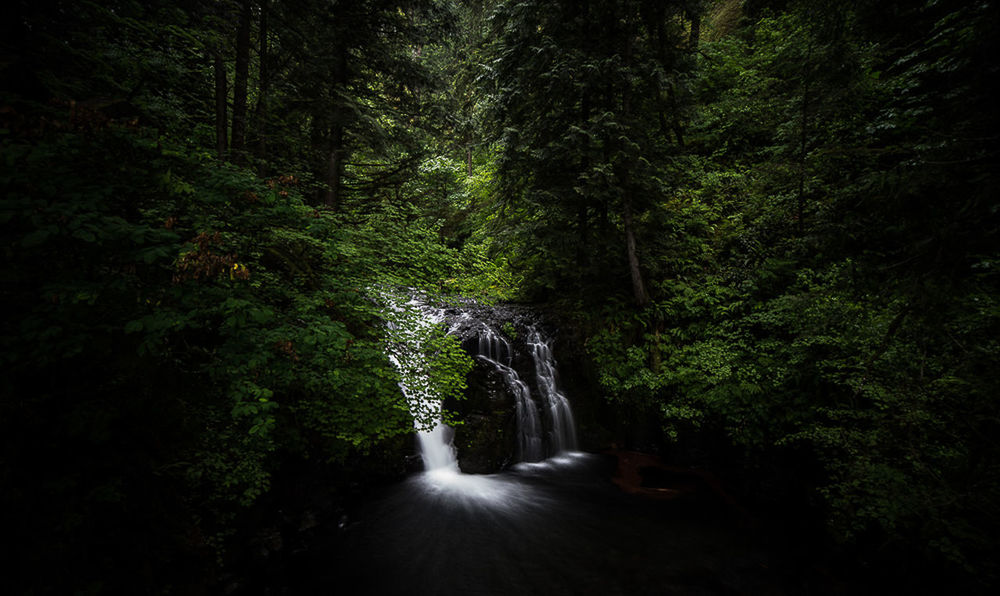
left=280, top=452, right=865, bottom=595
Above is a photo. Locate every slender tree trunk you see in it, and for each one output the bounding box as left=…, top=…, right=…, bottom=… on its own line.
left=325, top=125, right=344, bottom=209
left=254, top=0, right=269, bottom=163
left=621, top=12, right=649, bottom=308
left=666, top=83, right=686, bottom=148
left=797, top=43, right=813, bottom=236
left=797, top=87, right=807, bottom=236
left=684, top=6, right=700, bottom=150
left=578, top=88, right=592, bottom=268
left=623, top=191, right=649, bottom=307
left=688, top=6, right=701, bottom=49
left=654, top=5, right=686, bottom=148
left=213, top=50, right=228, bottom=159
left=308, top=109, right=326, bottom=204
left=575, top=0, right=593, bottom=271
left=230, top=0, right=251, bottom=156
left=324, top=49, right=348, bottom=209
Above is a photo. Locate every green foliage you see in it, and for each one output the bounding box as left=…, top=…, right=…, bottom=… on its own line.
left=0, top=0, right=512, bottom=592
left=570, top=0, right=1000, bottom=583
left=379, top=288, right=474, bottom=430
left=0, top=118, right=417, bottom=544
left=0, top=86, right=505, bottom=596
left=483, top=0, right=694, bottom=304
left=3, top=0, right=998, bottom=590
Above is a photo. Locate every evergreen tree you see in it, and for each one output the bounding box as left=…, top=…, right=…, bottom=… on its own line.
left=484, top=0, right=698, bottom=305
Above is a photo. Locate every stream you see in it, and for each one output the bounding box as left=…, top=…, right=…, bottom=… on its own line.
left=294, top=453, right=801, bottom=595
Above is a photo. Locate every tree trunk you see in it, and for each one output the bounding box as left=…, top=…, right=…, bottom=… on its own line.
left=325, top=125, right=344, bottom=209
left=213, top=50, right=227, bottom=159
left=577, top=88, right=592, bottom=268
left=797, top=43, right=813, bottom=236
left=623, top=191, right=649, bottom=308
left=679, top=3, right=698, bottom=142
left=666, top=83, right=686, bottom=148
left=323, top=49, right=348, bottom=209
left=688, top=6, right=701, bottom=49
left=254, top=0, right=269, bottom=163
left=577, top=204, right=589, bottom=268
left=620, top=11, right=649, bottom=308
left=797, top=88, right=807, bottom=236
left=230, top=0, right=251, bottom=157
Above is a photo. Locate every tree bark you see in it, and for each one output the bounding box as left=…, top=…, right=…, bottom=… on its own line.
left=666, top=83, right=686, bottom=148
left=797, top=42, right=813, bottom=236
left=576, top=85, right=592, bottom=266
left=620, top=11, right=650, bottom=308
left=577, top=204, right=590, bottom=268
left=688, top=5, right=701, bottom=49
left=325, top=126, right=345, bottom=209
left=323, top=49, right=349, bottom=209
left=623, top=191, right=650, bottom=307
left=230, top=0, right=251, bottom=157
left=254, top=0, right=269, bottom=163
left=213, top=50, right=228, bottom=159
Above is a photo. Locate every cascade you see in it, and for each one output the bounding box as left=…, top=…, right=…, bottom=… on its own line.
left=528, top=328, right=578, bottom=453
left=381, top=293, right=459, bottom=472
left=469, top=325, right=544, bottom=462
left=382, top=292, right=578, bottom=476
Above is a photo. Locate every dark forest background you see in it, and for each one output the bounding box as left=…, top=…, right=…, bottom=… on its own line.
left=1, top=0, right=997, bottom=593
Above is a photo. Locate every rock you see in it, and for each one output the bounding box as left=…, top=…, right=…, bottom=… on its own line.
left=448, top=360, right=517, bottom=473
left=607, top=449, right=743, bottom=511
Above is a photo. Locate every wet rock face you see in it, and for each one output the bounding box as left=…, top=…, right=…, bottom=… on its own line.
left=440, top=303, right=559, bottom=474
left=448, top=360, right=517, bottom=473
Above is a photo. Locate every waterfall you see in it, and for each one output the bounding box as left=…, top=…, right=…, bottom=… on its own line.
left=382, top=291, right=579, bottom=476
left=528, top=328, right=578, bottom=453
left=464, top=323, right=579, bottom=461
left=382, top=293, right=459, bottom=473
left=471, top=326, right=544, bottom=462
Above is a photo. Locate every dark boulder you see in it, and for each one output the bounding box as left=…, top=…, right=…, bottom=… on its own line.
left=446, top=359, right=517, bottom=473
